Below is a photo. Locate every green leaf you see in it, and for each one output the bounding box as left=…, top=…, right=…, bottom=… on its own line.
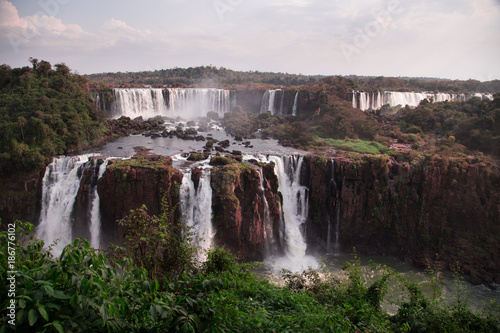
left=53, top=290, right=71, bottom=300
left=52, top=321, right=64, bottom=333
left=28, top=308, right=39, bottom=326
left=38, top=305, right=49, bottom=321
left=186, top=297, right=195, bottom=307
left=45, top=302, right=61, bottom=311
left=19, top=298, right=27, bottom=309
left=42, top=284, right=55, bottom=297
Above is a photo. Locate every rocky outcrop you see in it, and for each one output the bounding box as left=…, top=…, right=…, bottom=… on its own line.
left=210, top=160, right=282, bottom=261
left=303, top=154, right=500, bottom=286
left=96, top=156, right=183, bottom=243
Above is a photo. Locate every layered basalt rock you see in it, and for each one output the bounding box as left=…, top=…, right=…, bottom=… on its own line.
left=303, top=154, right=500, bottom=286
left=210, top=160, right=283, bottom=261
left=96, top=156, right=183, bottom=244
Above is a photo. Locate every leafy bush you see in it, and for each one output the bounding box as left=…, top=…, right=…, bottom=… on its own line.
left=107, top=197, right=197, bottom=282
left=0, top=222, right=198, bottom=332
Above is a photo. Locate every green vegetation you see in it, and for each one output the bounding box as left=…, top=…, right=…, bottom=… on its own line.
left=2, top=219, right=499, bottom=332
left=314, top=137, right=386, bottom=154
left=0, top=60, right=106, bottom=174
left=395, top=95, right=500, bottom=157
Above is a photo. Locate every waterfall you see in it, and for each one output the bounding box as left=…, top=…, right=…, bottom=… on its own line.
left=292, top=92, right=298, bottom=116
left=166, top=88, right=233, bottom=118
left=352, top=91, right=480, bottom=111
left=324, top=159, right=341, bottom=255
left=260, top=89, right=281, bottom=115
left=37, top=155, right=92, bottom=256
left=267, top=155, right=317, bottom=271
left=179, top=170, right=214, bottom=256
left=279, top=90, right=285, bottom=115
left=257, top=168, right=276, bottom=256
left=109, top=88, right=233, bottom=119
left=88, top=159, right=110, bottom=249
left=111, top=88, right=167, bottom=119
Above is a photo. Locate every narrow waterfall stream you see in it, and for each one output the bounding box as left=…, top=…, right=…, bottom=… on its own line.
left=179, top=168, right=214, bottom=257
left=88, top=159, right=110, bottom=249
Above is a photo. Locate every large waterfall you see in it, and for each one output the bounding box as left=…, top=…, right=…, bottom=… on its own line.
left=350, top=91, right=495, bottom=111
left=109, top=88, right=234, bottom=119
left=179, top=169, right=214, bottom=256
left=37, top=155, right=92, bottom=256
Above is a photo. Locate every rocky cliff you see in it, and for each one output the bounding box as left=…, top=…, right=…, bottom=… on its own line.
left=210, top=158, right=283, bottom=261
left=96, top=156, right=183, bottom=244
left=303, top=154, right=500, bottom=286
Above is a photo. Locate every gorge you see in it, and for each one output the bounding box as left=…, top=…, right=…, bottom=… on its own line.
left=2, top=86, right=500, bottom=290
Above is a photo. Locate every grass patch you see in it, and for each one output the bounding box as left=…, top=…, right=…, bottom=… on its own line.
left=313, top=136, right=387, bottom=154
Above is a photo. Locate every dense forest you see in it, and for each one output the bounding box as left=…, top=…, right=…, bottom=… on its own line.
left=85, top=66, right=500, bottom=93
left=0, top=59, right=106, bottom=174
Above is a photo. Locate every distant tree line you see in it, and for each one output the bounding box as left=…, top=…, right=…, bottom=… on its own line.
left=85, top=66, right=500, bottom=94
left=85, top=66, right=321, bottom=88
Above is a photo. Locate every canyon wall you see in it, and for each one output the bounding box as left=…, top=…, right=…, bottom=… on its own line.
left=303, top=154, right=500, bottom=286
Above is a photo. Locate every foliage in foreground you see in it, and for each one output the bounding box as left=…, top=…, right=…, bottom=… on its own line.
left=1, top=221, right=499, bottom=332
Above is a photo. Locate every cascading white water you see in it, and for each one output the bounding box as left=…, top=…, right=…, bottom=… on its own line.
left=292, top=92, right=298, bottom=116
left=179, top=169, right=214, bottom=256
left=257, top=168, right=275, bottom=256
left=267, top=155, right=318, bottom=271
left=88, top=159, right=110, bottom=249
left=279, top=90, right=285, bottom=115
left=166, top=88, right=232, bottom=118
left=110, top=88, right=233, bottom=119
left=37, top=155, right=92, bottom=256
left=260, top=89, right=282, bottom=115
left=112, top=88, right=167, bottom=119
left=352, top=91, right=475, bottom=111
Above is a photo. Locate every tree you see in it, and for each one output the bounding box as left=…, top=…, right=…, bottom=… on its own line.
left=55, top=63, right=70, bottom=76
left=17, top=116, right=26, bottom=142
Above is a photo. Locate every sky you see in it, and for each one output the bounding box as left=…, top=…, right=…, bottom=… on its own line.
left=0, top=0, right=499, bottom=80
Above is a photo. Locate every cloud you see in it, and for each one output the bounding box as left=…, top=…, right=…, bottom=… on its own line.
left=100, top=18, right=153, bottom=45
left=0, top=0, right=27, bottom=27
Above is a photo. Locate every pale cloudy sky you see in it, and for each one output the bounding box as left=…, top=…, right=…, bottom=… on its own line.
left=0, top=0, right=499, bottom=80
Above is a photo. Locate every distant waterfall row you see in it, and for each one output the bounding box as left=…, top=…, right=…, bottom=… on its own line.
left=95, top=88, right=299, bottom=119
left=352, top=91, right=494, bottom=111
left=36, top=154, right=317, bottom=269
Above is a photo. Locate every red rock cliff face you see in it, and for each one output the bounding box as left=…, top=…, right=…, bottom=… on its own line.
left=304, top=154, right=500, bottom=286
left=210, top=161, right=282, bottom=261
left=0, top=169, right=44, bottom=227
left=96, top=156, right=183, bottom=244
